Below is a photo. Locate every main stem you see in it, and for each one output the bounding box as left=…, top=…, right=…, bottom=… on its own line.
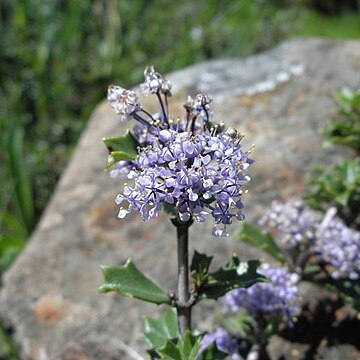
left=174, top=219, right=191, bottom=336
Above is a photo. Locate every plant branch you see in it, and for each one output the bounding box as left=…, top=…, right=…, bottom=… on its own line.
left=171, top=217, right=193, bottom=336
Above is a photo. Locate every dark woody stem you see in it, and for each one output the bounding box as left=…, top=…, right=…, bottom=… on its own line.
left=203, top=107, right=210, bottom=130
left=156, top=92, right=168, bottom=125
left=190, top=115, right=197, bottom=134
left=165, top=95, right=169, bottom=119
left=140, top=108, right=156, bottom=122
left=171, top=217, right=193, bottom=336
left=132, top=112, right=152, bottom=127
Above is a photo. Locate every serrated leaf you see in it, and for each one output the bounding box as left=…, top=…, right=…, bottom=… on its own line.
left=99, top=259, right=170, bottom=305
left=179, top=331, right=200, bottom=360
left=235, top=222, right=284, bottom=262
left=157, top=331, right=201, bottom=360
left=106, top=151, right=135, bottom=168
left=103, top=129, right=139, bottom=154
left=103, top=130, right=139, bottom=168
left=190, top=251, right=213, bottom=273
left=197, top=258, right=267, bottom=301
left=143, top=307, right=179, bottom=351
left=157, top=339, right=182, bottom=360
left=190, top=251, right=213, bottom=287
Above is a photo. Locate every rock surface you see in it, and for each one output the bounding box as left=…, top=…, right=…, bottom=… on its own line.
left=1, top=38, right=360, bottom=359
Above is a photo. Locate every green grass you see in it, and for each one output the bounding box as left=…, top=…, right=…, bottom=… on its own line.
left=293, top=10, right=360, bottom=38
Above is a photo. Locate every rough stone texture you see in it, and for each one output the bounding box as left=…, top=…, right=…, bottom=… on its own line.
left=1, top=38, right=360, bottom=359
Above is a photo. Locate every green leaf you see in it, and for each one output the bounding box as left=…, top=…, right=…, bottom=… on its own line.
left=305, top=158, right=360, bottom=226
left=219, top=310, right=253, bottom=338
left=179, top=331, right=201, bottom=360
left=6, top=125, right=34, bottom=233
left=103, top=130, right=139, bottom=168
left=144, top=315, right=222, bottom=360
left=323, top=88, right=360, bottom=153
left=143, top=307, right=179, bottom=351
left=190, top=251, right=213, bottom=287
left=235, top=222, right=284, bottom=262
left=0, top=235, right=25, bottom=273
left=190, top=251, right=213, bottom=273
left=99, top=259, right=170, bottom=305
left=0, top=236, right=24, bottom=254
left=105, top=151, right=135, bottom=168
left=157, top=331, right=201, bottom=360
left=0, top=321, right=19, bottom=360
left=197, top=258, right=267, bottom=301
left=163, top=203, right=177, bottom=216
left=197, top=342, right=228, bottom=360
left=157, top=339, right=182, bottom=360
left=316, top=277, right=360, bottom=311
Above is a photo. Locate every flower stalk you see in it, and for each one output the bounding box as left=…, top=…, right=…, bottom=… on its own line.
left=172, top=217, right=193, bottom=336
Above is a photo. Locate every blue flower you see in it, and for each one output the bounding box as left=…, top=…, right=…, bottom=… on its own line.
left=199, top=328, right=242, bottom=360
left=107, top=67, right=253, bottom=236
left=260, top=199, right=360, bottom=280
left=224, top=263, right=301, bottom=323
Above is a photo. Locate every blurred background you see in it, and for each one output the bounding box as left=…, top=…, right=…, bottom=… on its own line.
left=0, top=0, right=359, bottom=276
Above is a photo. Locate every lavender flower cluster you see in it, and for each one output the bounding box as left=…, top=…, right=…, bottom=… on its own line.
left=224, top=263, right=301, bottom=322
left=258, top=199, right=318, bottom=248
left=260, top=199, right=360, bottom=280
left=315, top=217, right=360, bottom=280
left=107, top=67, right=253, bottom=236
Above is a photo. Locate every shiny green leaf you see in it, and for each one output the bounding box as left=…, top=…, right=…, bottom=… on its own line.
left=197, top=342, right=228, bottom=360
left=103, top=130, right=139, bottom=168
left=99, top=259, right=170, bottom=305
left=197, top=258, right=267, bottom=301
left=219, top=310, right=253, bottom=338
left=235, top=222, right=284, bottom=262
left=143, top=307, right=179, bottom=351
left=190, top=251, right=213, bottom=287
left=157, top=331, right=201, bottom=360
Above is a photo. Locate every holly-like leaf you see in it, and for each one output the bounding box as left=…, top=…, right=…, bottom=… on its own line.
left=103, top=130, right=139, bottom=168
left=191, top=251, right=213, bottom=273
left=157, top=331, right=201, bottom=360
left=99, top=259, right=170, bottom=305
left=105, top=151, right=134, bottom=168
left=190, top=251, right=213, bottom=287
left=235, top=222, right=284, bottom=262
left=143, top=307, right=179, bottom=352
left=157, top=339, right=181, bottom=360
left=197, top=258, right=267, bottom=301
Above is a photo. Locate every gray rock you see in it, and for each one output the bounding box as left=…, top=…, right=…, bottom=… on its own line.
left=1, top=38, right=360, bottom=359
